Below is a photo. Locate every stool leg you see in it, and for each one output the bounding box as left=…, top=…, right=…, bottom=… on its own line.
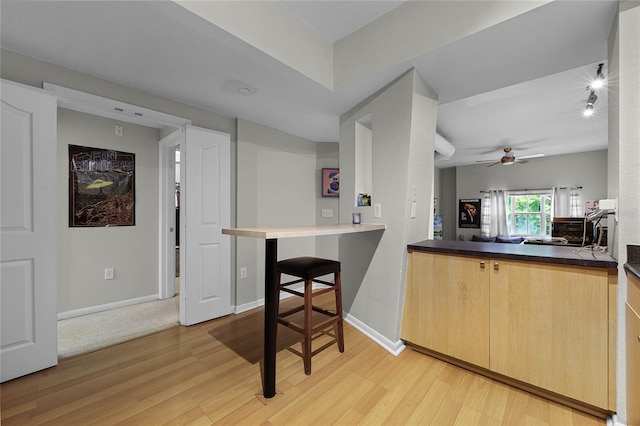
left=303, top=278, right=313, bottom=375
left=334, top=271, right=345, bottom=353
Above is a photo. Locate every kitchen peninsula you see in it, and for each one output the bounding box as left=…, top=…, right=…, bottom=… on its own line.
left=401, top=239, right=617, bottom=418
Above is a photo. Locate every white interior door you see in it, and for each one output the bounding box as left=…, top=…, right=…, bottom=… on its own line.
left=1, top=80, right=58, bottom=382
left=181, top=126, right=231, bottom=325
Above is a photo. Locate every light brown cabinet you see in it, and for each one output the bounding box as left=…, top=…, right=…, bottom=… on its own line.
left=490, top=259, right=612, bottom=409
left=402, top=249, right=617, bottom=413
left=627, top=272, right=640, bottom=426
left=401, top=251, right=490, bottom=368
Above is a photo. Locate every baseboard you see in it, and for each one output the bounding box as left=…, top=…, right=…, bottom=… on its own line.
left=57, top=294, right=160, bottom=320
left=344, top=313, right=406, bottom=356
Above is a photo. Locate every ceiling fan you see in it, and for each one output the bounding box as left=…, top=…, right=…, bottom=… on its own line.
left=480, top=147, right=544, bottom=167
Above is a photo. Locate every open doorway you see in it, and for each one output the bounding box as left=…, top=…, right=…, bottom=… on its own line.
left=174, top=148, right=181, bottom=296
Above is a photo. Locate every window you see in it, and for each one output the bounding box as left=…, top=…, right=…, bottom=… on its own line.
left=506, top=190, right=552, bottom=237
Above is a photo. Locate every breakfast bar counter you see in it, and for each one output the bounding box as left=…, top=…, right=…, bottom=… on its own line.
left=223, top=223, right=385, bottom=399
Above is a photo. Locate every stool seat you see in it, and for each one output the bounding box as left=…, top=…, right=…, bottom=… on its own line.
left=276, top=256, right=344, bottom=375
left=277, top=256, right=340, bottom=280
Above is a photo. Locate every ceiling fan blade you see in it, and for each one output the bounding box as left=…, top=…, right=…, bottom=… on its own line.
left=515, top=159, right=529, bottom=164
left=518, top=153, right=545, bottom=160
left=486, top=161, right=501, bottom=167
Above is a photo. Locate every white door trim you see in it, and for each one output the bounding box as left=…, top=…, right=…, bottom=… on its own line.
left=158, top=129, right=183, bottom=299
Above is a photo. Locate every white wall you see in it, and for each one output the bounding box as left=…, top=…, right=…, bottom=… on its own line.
left=453, top=150, right=608, bottom=241
left=334, top=1, right=546, bottom=90
left=608, top=3, right=640, bottom=424
left=57, top=109, right=160, bottom=312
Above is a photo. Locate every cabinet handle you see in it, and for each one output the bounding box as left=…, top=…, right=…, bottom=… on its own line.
left=480, top=261, right=486, bottom=268
left=493, top=262, right=500, bottom=270
left=638, top=335, right=640, bottom=343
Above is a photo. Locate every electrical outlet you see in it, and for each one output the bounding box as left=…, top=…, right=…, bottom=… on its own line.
left=104, top=268, right=114, bottom=280
left=374, top=204, right=382, bottom=218
left=321, top=208, right=333, bottom=218
left=240, top=267, right=247, bottom=279
left=115, top=125, right=123, bottom=137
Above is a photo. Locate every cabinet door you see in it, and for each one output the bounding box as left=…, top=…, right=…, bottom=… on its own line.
left=402, top=251, right=490, bottom=368
left=490, top=259, right=609, bottom=408
left=627, top=302, right=640, bottom=426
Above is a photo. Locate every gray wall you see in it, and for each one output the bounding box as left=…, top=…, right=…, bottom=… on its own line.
left=315, top=142, right=340, bottom=259
left=450, top=150, right=608, bottom=241
left=235, top=119, right=327, bottom=307
left=339, top=69, right=437, bottom=345
left=436, top=167, right=457, bottom=240
left=57, top=109, right=160, bottom=311
left=1, top=49, right=237, bottom=313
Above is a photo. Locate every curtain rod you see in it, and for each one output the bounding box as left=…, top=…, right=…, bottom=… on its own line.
left=479, top=186, right=582, bottom=193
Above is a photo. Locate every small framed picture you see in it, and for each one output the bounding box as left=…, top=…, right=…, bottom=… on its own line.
left=321, top=168, right=339, bottom=197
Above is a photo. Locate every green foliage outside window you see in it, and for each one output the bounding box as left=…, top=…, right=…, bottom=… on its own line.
left=507, top=193, right=552, bottom=236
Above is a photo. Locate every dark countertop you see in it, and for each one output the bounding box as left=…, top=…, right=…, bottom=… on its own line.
left=626, top=264, right=640, bottom=280
left=624, top=245, right=640, bottom=280
left=408, top=239, right=617, bottom=269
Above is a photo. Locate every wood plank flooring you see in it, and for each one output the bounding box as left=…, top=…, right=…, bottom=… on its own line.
left=1, top=296, right=605, bottom=425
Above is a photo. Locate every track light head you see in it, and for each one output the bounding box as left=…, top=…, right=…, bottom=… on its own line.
left=583, top=104, right=594, bottom=117
left=588, top=63, right=606, bottom=90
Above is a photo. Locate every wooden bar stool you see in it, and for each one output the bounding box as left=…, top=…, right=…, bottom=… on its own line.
left=276, top=256, right=344, bottom=375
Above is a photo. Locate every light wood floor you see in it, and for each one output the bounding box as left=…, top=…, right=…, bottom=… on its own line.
left=1, top=295, right=605, bottom=425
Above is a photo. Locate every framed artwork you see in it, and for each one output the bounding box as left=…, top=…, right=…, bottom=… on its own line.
left=69, top=145, right=135, bottom=227
left=459, top=198, right=481, bottom=228
left=321, top=168, right=339, bottom=197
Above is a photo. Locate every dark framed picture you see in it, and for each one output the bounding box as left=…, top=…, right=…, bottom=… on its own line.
left=69, top=145, right=135, bottom=227
left=321, top=168, right=339, bottom=197
left=459, top=198, right=481, bottom=228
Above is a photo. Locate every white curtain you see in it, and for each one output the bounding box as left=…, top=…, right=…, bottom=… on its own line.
left=553, top=187, right=583, bottom=218
left=481, top=190, right=509, bottom=237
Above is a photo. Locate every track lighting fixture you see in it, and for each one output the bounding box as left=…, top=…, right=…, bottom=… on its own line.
left=590, top=63, right=605, bottom=90
left=584, top=90, right=597, bottom=116
left=584, top=63, right=604, bottom=117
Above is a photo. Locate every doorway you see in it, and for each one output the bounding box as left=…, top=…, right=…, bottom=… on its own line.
left=174, top=148, right=181, bottom=296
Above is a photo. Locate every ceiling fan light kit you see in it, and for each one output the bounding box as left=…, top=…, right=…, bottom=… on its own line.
left=483, top=147, right=542, bottom=167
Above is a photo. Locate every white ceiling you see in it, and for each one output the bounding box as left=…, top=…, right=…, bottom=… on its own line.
left=0, top=1, right=617, bottom=168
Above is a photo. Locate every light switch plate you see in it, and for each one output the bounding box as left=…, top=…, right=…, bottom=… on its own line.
left=374, top=204, right=382, bottom=218
left=104, top=268, right=114, bottom=280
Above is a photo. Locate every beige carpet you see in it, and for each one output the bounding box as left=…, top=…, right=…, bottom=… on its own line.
left=58, top=297, right=180, bottom=359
